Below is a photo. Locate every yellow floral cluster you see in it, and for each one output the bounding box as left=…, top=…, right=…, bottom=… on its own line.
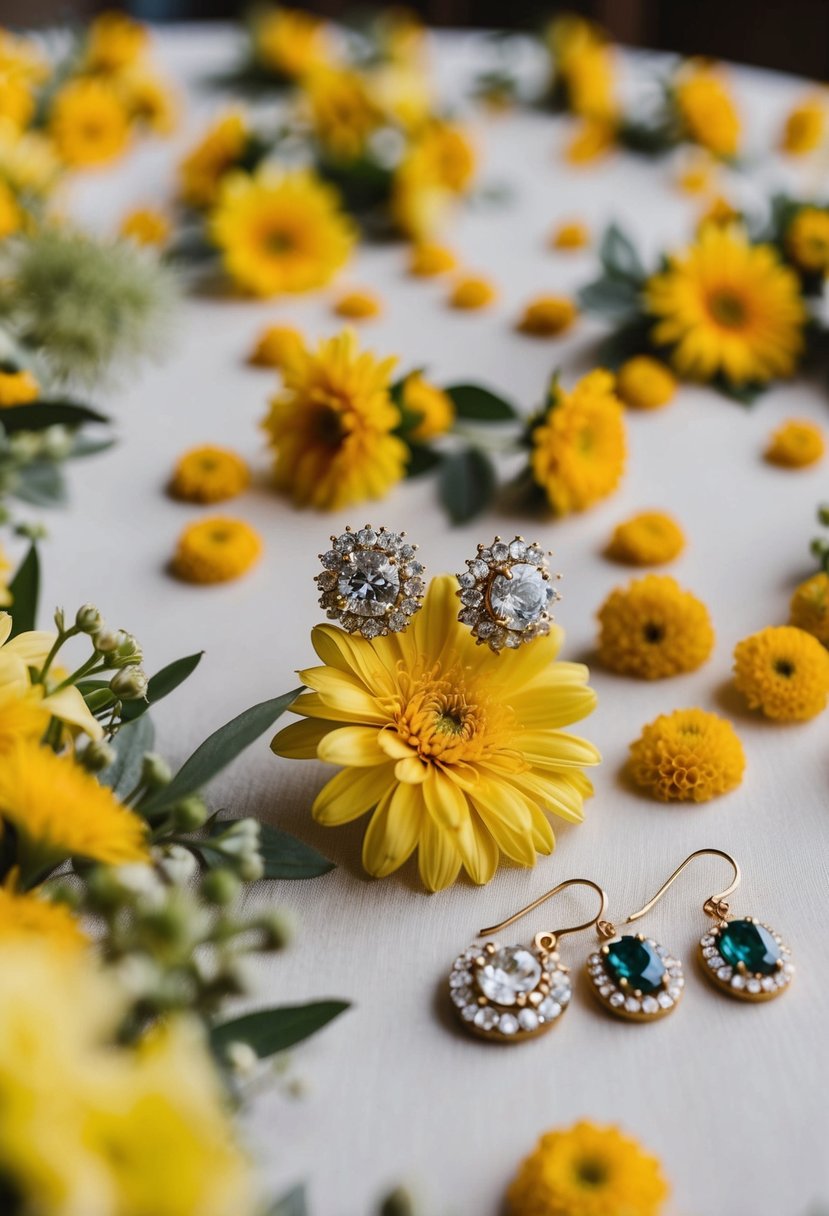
left=597, top=575, right=714, bottom=680
left=733, top=625, right=829, bottom=721
left=628, top=708, right=745, bottom=803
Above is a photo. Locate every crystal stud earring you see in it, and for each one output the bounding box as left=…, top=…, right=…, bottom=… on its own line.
left=316, top=525, right=426, bottom=640
left=456, top=535, right=561, bottom=652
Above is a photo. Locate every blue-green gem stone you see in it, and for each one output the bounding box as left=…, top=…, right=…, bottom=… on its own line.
left=604, top=936, right=666, bottom=995
left=718, top=920, right=781, bottom=976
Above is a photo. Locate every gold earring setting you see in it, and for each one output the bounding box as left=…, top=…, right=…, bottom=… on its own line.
left=587, top=934, right=685, bottom=1022
left=456, top=535, right=561, bottom=652
left=699, top=916, right=794, bottom=1002
left=316, top=525, right=425, bottom=639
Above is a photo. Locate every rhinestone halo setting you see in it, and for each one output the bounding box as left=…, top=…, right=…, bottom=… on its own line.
left=455, top=535, right=561, bottom=652
left=316, top=525, right=425, bottom=640
left=698, top=917, right=794, bottom=1002
left=449, top=939, right=573, bottom=1043
left=586, top=934, right=685, bottom=1022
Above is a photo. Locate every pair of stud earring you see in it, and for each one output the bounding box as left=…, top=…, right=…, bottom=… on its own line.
left=315, top=524, right=561, bottom=652
left=447, top=849, right=794, bottom=1043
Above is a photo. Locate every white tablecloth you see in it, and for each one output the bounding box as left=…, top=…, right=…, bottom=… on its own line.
left=46, top=27, right=829, bottom=1216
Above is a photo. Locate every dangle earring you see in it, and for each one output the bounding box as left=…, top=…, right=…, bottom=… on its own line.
left=448, top=879, right=607, bottom=1043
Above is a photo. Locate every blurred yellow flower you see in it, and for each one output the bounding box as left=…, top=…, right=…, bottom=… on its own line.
left=254, top=6, right=329, bottom=80
left=616, top=355, right=676, bottom=410
left=304, top=66, right=382, bottom=160
left=50, top=78, right=131, bottom=168
left=85, top=10, right=149, bottom=74
left=392, top=121, right=477, bottom=240
left=517, top=295, right=578, bottom=337
left=0, top=885, right=88, bottom=952
left=169, top=445, right=250, bottom=504
left=407, top=241, right=457, bottom=276
left=785, top=206, right=829, bottom=274
left=119, top=205, right=171, bottom=247
left=790, top=571, right=829, bottom=645
left=402, top=372, right=454, bottom=441
left=178, top=110, right=249, bottom=210
left=248, top=322, right=305, bottom=369
left=272, top=575, right=599, bottom=891
left=629, top=708, right=745, bottom=803
left=606, top=511, right=685, bottom=566
left=597, top=574, right=714, bottom=679
left=210, top=168, right=354, bottom=297
left=0, top=178, right=22, bottom=238
left=448, top=274, right=497, bottom=310
left=675, top=62, right=740, bottom=159
left=118, top=67, right=178, bottom=136
left=696, top=194, right=742, bottom=234
left=172, top=517, right=262, bottom=584
left=734, top=625, right=829, bottom=721
left=564, top=117, right=616, bottom=164
left=0, top=31, right=48, bottom=130
left=548, top=16, right=616, bottom=120
left=781, top=94, right=826, bottom=155
left=262, top=329, right=406, bottom=510
left=550, top=219, right=590, bottom=250
left=675, top=152, right=716, bottom=195
left=765, top=419, right=825, bottom=468
left=0, top=367, right=39, bottom=406
left=0, top=544, right=11, bottom=607
left=334, top=288, right=383, bottom=320
left=0, top=119, right=61, bottom=202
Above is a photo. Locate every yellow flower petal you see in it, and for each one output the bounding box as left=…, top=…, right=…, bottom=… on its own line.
left=506, top=770, right=586, bottom=824
left=467, top=779, right=537, bottom=866
left=518, top=731, right=602, bottom=768
left=511, top=684, right=597, bottom=728
left=317, top=725, right=389, bottom=766
left=40, top=686, right=104, bottom=742
left=4, top=630, right=55, bottom=666
left=377, top=730, right=416, bottom=760
left=298, top=667, right=386, bottom=722
left=362, top=783, right=423, bottom=878
left=455, top=810, right=500, bottom=885
left=270, top=718, right=336, bottom=758
left=312, top=763, right=395, bottom=825
left=395, top=755, right=428, bottom=784
left=418, top=812, right=461, bottom=892
left=422, top=768, right=467, bottom=831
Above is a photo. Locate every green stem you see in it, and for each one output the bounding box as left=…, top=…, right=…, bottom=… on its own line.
left=50, top=655, right=108, bottom=694
left=36, top=626, right=79, bottom=684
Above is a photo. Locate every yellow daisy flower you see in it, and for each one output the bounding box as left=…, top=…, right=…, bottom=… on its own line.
left=169, top=445, right=250, bottom=504
left=334, top=288, right=383, bottom=320
left=449, top=274, right=498, bottom=310
left=564, top=118, right=616, bottom=165
left=304, top=66, right=383, bottom=161
left=765, top=419, right=825, bottom=468
left=517, top=295, right=578, bottom=337
left=272, top=575, right=599, bottom=892
left=209, top=168, right=354, bottom=298
left=645, top=225, right=805, bottom=387
left=0, top=742, right=149, bottom=879
left=119, top=206, right=171, bottom=248
left=530, top=370, right=626, bottom=515
left=781, top=95, right=826, bottom=156
left=117, top=68, right=178, bottom=137
left=49, top=78, right=131, bottom=168
left=615, top=356, right=676, bottom=410
left=733, top=625, right=829, bottom=721
left=597, top=574, right=714, bottom=679
left=507, top=1120, right=669, bottom=1216
left=0, top=885, right=88, bottom=952
left=262, top=329, right=406, bottom=510
left=84, top=10, right=148, bottom=74
left=407, top=241, right=458, bottom=277
left=0, top=613, right=103, bottom=745
left=248, top=323, right=305, bottom=370
left=550, top=220, right=590, bottom=250
left=254, top=7, right=329, bottom=80
left=549, top=16, right=617, bottom=120
left=790, top=571, right=829, bottom=645
left=172, top=517, right=262, bottom=584
left=178, top=110, right=250, bottom=210
left=402, top=373, right=455, bottom=441
left=629, top=708, right=745, bottom=803
left=675, top=63, right=740, bottom=159
left=785, top=207, right=829, bottom=274
left=606, top=511, right=685, bottom=566
left=0, top=368, right=39, bottom=407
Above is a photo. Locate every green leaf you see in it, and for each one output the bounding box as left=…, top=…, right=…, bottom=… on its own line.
left=715, top=377, right=764, bottom=406
left=267, top=1186, right=308, bottom=1216
left=258, top=822, right=335, bottom=879
left=211, top=1001, right=350, bottom=1060
left=68, top=435, right=117, bottom=459
left=121, top=652, right=204, bottom=722
left=7, top=543, right=39, bottom=636
left=438, top=448, right=496, bottom=525
left=444, top=383, right=518, bottom=422
left=578, top=276, right=641, bottom=319
left=100, top=715, right=156, bottom=799
left=13, top=461, right=67, bottom=507
left=405, top=443, right=441, bottom=479
left=600, top=223, right=647, bottom=285
left=140, top=689, right=303, bottom=815
left=0, top=401, right=109, bottom=434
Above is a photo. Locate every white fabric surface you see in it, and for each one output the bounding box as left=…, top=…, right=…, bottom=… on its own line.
left=37, top=26, right=829, bottom=1215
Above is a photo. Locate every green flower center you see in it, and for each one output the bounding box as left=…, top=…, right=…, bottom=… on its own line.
left=709, top=290, right=747, bottom=328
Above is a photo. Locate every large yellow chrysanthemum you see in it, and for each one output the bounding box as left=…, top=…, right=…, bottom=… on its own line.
left=0, top=885, right=89, bottom=952
left=645, top=225, right=806, bottom=387
left=209, top=167, right=354, bottom=297
left=262, top=329, right=408, bottom=510
left=272, top=575, right=599, bottom=892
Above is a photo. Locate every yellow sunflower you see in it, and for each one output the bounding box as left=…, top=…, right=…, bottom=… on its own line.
left=178, top=110, right=249, bottom=210
left=49, top=78, right=131, bottom=168
left=261, top=329, right=407, bottom=510
left=645, top=225, right=806, bottom=387
left=0, top=31, right=48, bottom=130
left=272, top=575, right=599, bottom=892
left=209, top=167, right=354, bottom=297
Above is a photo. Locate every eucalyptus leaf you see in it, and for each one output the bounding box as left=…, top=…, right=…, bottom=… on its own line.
left=211, top=1001, right=350, bottom=1060
left=0, top=401, right=109, bottom=434
left=13, top=461, right=67, bottom=507
left=600, top=223, right=647, bottom=285
left=207, top=820, right=334, bottom=879
left=267, top=1186, right=308, bottom=1216
left=68, top=435, right=117, bottom=459
left=578, top=276, right=641, bottom=320
left=121, top=652, right=204, bottom=722
left=444, top=383, right=518, bottom=422
left=7, top=543, right=39, bottom=637
left=439, top=448, right=496, bottom=525
left=100, top=716, right=156, bottom=799
left=405, top=443, right=441, bottom=479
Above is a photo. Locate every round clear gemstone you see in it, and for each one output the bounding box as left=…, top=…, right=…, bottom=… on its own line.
left=624, top=996, right=641, bottom=1013
left=668, top=985, right=681, bottom=1000
left=702, top=946, right=717, bottom=958
left=539, top=997, right=562, bottom=1020
left=357, top=528, right=376, bottom=546
left=491, top=542, right=510, bottom=562
left=700, top=935, right=715, bottom=947
left=451, top=986, right=474, bottom=1007
left=450, top=970, right=472, bottom=989
left=518, top=1008, right=539, bottom=1032
left=477, top=947, right=542, bottom=1006
left=551, top=983, right=571, bottom=1004
left=609, top=992, right=625, bottom=1008
left=642, top=996, right=659, bottom=1014
left=474, top=1006, right=499, bottom=1031
left=499, top=1013, right=519, bottom=1035
left=707, top=956, right=721, bottom=969
left=509, top=539, right=527, bottom=559
left=747, top=979, right=762, bottom=994
left=731, top=974, right=746, bottom=991
left=657, top=992, right=673, bottom=1009
left=761, top=977, right=775, bottom=992
left=338, top=551, right=399, bottom=617
left=488, top=564, right=554, bottom=631
left=461, top=1004, right=478, bottom=1021
left=718, top=966, right=733, bottom=981
left=599, top=985, right=613, bottom=998
left=588, top=954, right=602, bottom=966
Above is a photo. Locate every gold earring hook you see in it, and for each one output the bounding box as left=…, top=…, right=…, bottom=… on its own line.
left=597, top=848, right=741, bottom=939
left=479, top=879, right=608, bottom=953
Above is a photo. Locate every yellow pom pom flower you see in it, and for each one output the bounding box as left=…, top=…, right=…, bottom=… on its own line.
left=169, top=445, right=250, bottom=504
left=790, top=571, right=829, bottom=645
left=333, top=288, right=383, bottom=320
left=0, top=368, right=39, bottom=407
left=253, top=7, right=329, bottom=80
left=119, top=206, right=171, bottom=248
left=172, top=517, right=262, bottom=584
left=117, top=68, right=178, bottom=137
left=765, top=419, right=825, bottom=468
left=507, top=1120, right=669, bottom=1216
left=49, top=78, right=131, bottom=168
left=248, top=323, right=305, bottom=370
left=550, top=220, right=590, bottom=250
left=209, top=167, right=354, bottom=298
left=606, top=511, right=685, bottom=566
left=84, top=10, right=148, bottom=73
left=628, top=708, right=745, bottom=803
left=675, top=63, right=740, bottom=159
left=645, top=225, right=805, bottom=387
left=304, top=66, right=383, bottom=161
left=733, top=625, right=829, bottom=721
left=597, top=574, right=714, bottom=679
left=178, top=110, right=249, bottom=210
left=407, top=242, right=457, bottom=277
left=530, top=370, right=626, bottom=515
left=781, top=95, right=826, bottom=155
left=785, top=206, right=829, bottom=274
left=0, top=886, right=88, bottom=952
left=401, top=372, right=454, bottom=441
left=271, top=575, right=599, bottom=892
left=448, top=274, right=497, bottom=310
left=517, top=295, right=578, bottom=337
left=262, top=329, right=407, bottom=510
left=616, top=355, right=677, bottom=410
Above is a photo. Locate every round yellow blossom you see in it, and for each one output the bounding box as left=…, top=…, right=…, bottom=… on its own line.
left=781, top=95, right=826, bottom=156
left=334, top=289, right=383, bottom=321
left=262, top=329, right=407, bottom=510
left=616, top=356, right=677, bottom=410
left=178, top=111, right=249, bottom=210
left=85, top=10, right=148, bottom=73
left=117, top=68, right=178, bottom=137
left=449, top=274, right=497, bottom=310
left=210, top=168, right=355, bottom=298
left=0, top=120, right=61, bottom=203
left=407, top=241, right=458, bottom=277
left=675, top=63, right=740, bottom=159
left=734, top=625, right=829, bottom=721
left=790, top=572, right=829, bottom=646
left=0, top=31, right=47, bottom=131
left=272, top=575, right=599, bottom=892
left=304, top=66, right=382, bottom=161
left=765, top=419, right=825, bottom=468
left=0, top=180, right=22, bottom=240
left=628, top=708, right=745, bottom=803
left=507, top=1120, right=669, bottom=1216
left=517, top=295, right=578, bottom=337
left=49, top=78, right=131, bottom=168
left=564, top=118, right=616, bottom=165
left=597, top=574, right=714, bottom=679
left=696, top=194, right=742, bottom=235
left=645, top=224, right=805, bottom=387
left=550, top=220, right=590, bottom=250
left=0, top=368, right=39, bottom=407
left=408, top=121, right=476, bottom=195
left=785, top=207, right=829, bottom=275
left=254, top=7, right=329, bottom=80
left=530, top=370, right=626, bottom=515
left=119, top=206, right=171, bottom=248
left=169, top=445, right=250, bottom=505
left=0, top=886, right=88, bottom=952
left=402, top=373, right=455, bottom=441
left=172, top=517, right=262, bottom=584
left=248, top=323, right=305, bottom=370
left=607, top=511, right=685, bottom=566
left=392, top=122, right=477, bottom=240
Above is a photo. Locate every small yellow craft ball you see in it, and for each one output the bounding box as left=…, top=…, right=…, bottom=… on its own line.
left=169, top=446, right=250, bottom=505
left=517, top=295, right=578, bottom=337
left=597, top=574, right=714, bottom=679
left=172, top=517, right=262, bottom=584
left=616, top=356, right=677, bottom=410
left=401, top=373, right=455, bottom=442
left=0, top=369, right=40, bottom=408
left=607, top=511, right=685, bottom=566
left=785, top=207, right=829, bottom=274
left=249, top=324, right=305, bottom=370
left=448, top=274, right=497, bottom=310
left=333, top=289, right=383, bottom=321
left=733, top=625, right=829, bottom=721
left=550, top=220, right=590, bottom=250
left=765, top=419, right=825, bottom=468
left=629, top=708, right=745, bottom=803
left=119, top=207, right=171, bottom=248
left=790, top=571, right=829, bottom=646
left=407, top=242, right=458, bottom=277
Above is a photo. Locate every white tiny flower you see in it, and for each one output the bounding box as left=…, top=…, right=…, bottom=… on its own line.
left=224, top=1041, right=258, bottom=1076
left=154, top=844, right=198, bottom=886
